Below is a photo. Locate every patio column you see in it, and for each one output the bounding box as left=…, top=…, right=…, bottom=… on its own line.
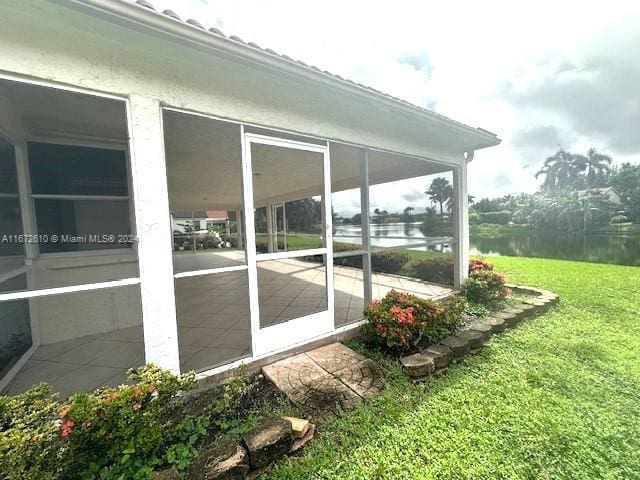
left=360, top=149, right=372, bottom=305
left=127, top=95, right=180, bottom=373
left=453, top=157, right=469, bottom=289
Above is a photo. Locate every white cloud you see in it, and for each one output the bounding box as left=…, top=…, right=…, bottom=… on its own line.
left=155, top=0, right=640, bottom=200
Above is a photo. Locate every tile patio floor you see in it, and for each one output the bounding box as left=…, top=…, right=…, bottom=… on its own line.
left=4, top=257, right=453, bottom=397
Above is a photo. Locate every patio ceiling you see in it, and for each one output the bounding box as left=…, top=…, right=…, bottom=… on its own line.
left=0, top=79, right=127, bottom=143
left=163, top=110, right=452, bottom=211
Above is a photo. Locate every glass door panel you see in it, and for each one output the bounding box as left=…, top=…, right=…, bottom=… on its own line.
left=246, top=135, right=333, bottom=355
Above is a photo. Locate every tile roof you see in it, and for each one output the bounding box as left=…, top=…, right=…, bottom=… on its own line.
left=124, top=0, right=498, bottom=140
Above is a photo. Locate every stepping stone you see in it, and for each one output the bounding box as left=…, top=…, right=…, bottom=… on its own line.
left=334, top=358, right=384, bottom=398
left=243, top=418, right=293, bottom=470
left=400, top=352, right=435, bottom=380
left=190, top=441, right=249, bottom=480
left=306, top=342, right=367, bottom=373
left=307, top=343, right=383, bottom=399
left=469, top=322, right=492, bottom=340
left=263, top=353, right=361, bottom=419
left=455, top=330, right=485, bottom=351
left=440, top=335, right=470, bottom=359
left=482, top=316, right=506, bottom=333
left=425, top=344, right=451, bottom=373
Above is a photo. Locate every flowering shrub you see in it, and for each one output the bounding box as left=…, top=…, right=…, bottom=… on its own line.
left=363, top=290, right=467, bottom=351
left=0, top=365, right=196, bottom=480
left=463, top=259, right=511, bottom=307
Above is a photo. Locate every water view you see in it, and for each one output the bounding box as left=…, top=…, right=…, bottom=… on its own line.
left=334, top=223, right=640, bottom=266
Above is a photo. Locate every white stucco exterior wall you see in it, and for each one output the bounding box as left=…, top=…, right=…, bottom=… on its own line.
left=0, top=0, right=498, bottom=382
left=1, top=0, right=474, bottom=166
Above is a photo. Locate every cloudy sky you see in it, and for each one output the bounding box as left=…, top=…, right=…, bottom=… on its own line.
left=154, top=0, right=640, bottom=210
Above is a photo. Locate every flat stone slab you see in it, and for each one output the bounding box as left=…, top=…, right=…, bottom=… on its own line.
left=305, top=342, right=367, bottom=374
left=263, top=343, right=383, bottom=423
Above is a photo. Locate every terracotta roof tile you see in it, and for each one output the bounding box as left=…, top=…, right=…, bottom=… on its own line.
left=122, top=0, right=498, bottom=139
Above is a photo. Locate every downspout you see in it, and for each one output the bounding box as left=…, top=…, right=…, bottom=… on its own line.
left=464, top=150, right=475, bottom=163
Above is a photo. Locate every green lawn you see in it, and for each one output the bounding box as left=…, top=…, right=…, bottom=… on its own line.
left=264, top=257, right=640, bottom=479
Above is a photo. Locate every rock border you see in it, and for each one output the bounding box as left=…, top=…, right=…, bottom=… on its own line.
left=173, top=416, right=316, bottom=480
left=401, top=285, right=558, bottom=381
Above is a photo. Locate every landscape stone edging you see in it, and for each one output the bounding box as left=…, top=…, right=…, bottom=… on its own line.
left=179, top=416, right=316, bottom=480
left=171, top=286, right=559, bottom=478
left=400, top=285, right=558, bottom=381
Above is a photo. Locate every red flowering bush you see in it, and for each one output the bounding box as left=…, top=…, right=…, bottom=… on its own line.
left=363, top=290, right=467, bottom=351
left=0, top=365, right=196, bottom=480
left=463, top=258, right=511, bottom=307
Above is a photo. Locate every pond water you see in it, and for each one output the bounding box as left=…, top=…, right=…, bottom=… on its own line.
left=334, top=223, right=452, bottom=252
left=334, top=223, right=640, bottom=266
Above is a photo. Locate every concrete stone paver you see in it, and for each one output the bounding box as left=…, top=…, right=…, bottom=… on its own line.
left=262, top=343, right=384, bottom=422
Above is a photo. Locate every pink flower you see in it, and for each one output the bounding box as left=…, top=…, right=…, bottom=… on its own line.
left=60, top=419, right=74, bottom=437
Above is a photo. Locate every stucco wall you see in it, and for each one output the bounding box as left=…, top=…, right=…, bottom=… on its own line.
left=1, top=0, right=468, bottom=165
left=31, top=254, right=140, bottom=344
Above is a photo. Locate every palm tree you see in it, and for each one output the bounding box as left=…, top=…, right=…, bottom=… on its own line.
left=401, top=206, right=415, bottom=222
left=373, top=208, right=388, bottom=224
left=535, top=148, right=576, bottom=192
left=425, top=177, right=453, bottom=216
left=584, top=148, right=612, bottom=188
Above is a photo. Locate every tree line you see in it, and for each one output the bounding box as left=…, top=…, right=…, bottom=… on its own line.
left=472, top=147, right=640, bottom=232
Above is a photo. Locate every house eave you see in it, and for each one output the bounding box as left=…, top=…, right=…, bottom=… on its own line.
left=65, top=0, right=501, bottom=151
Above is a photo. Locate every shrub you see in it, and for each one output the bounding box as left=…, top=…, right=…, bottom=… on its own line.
left=363, top=290, right=467, bottom=351
left=478, top=211, right=512, bottom=225
left=371, top=251, right=409, bottom=274
left=0, top=365, right=196, bottom=480
left=410, top=257, right=454, bottom=285
left=469, top=211, right=480, bottom=224
left=462, top=260, right=511, bottom=307
left=610, top=214, right=628, bottom=224
left=0, top=384, right=66, bottom=480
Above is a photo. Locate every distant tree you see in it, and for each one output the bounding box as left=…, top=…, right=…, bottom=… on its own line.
left=535, top=148, right=578, bottom=192
left=611, top=163, right=640, bottom=222
left=373, top=208, right=389, bottom=224
left=350, top=213, right=362, bottom=225
left=583, top=148, right=612, bottom=188
left=425, top=177, right=453, bottom=216
left=286, top=198, right=321, bottom=233
left=401, top=206, right=415, bottom=222
left=535, top=147, right=613, bottom=192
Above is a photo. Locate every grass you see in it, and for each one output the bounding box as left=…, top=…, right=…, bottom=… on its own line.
left=263, top=256, right=640, bottom=479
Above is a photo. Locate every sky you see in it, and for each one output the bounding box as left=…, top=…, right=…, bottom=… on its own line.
left=153, top=0, right=640, bottom=214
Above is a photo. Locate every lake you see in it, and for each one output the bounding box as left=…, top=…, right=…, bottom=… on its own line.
left=334, top=223, right=640, bottom=266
